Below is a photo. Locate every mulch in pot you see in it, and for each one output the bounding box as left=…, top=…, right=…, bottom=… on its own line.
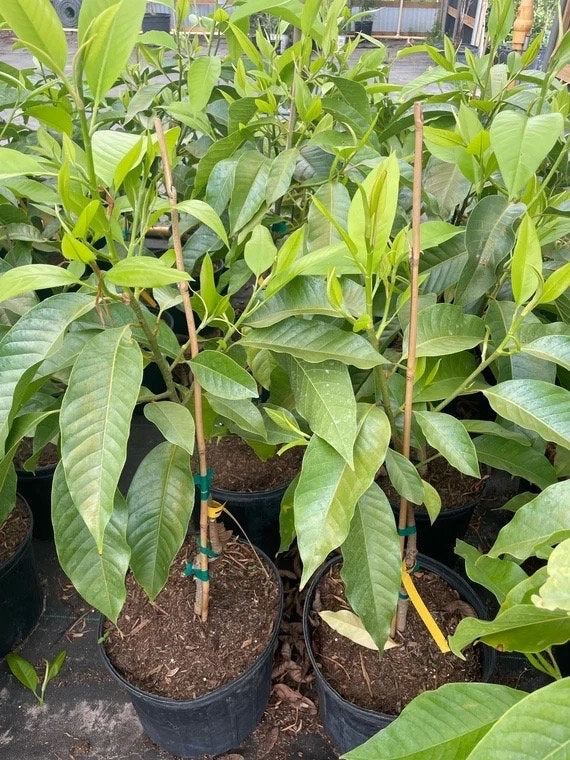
left=14, top=439, right=59, bottom=471
left=103, top=536, right=280, bottom=700
left=0, top=497, right=30, bottom=563
left=311, top=564, right=482, bottom=715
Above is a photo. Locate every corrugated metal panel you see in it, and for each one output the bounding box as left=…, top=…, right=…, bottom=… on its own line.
left=372, top=5, right=439, bottom=33
left=146, top=2, right=173, bottom=13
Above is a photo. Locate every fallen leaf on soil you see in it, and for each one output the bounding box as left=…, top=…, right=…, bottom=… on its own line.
left=273, top=683, right=317, bottom=713
left=445, top=600, right=477, bottom=618
left=241, top=638, right=253, bottom=648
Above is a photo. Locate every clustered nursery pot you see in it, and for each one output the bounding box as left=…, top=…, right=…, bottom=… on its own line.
left=303, top=555, right=496, bottom=754
left=99, top=542, right=284, bottom=758
left=16, top=464, right=57, bottom=540
left=0, top=498, right=43, bottom=657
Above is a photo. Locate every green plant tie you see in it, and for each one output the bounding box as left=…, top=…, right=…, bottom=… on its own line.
left=397, top=526, right=417, bottom=536
left=398, top=591, right=409, bottom=600
left=184, top=564, right=209, bottom=582
left=412, top=561, right=420, bottom=573
left=198, top=542, right=219, bottom=559
left=271, top=221, right=288, bottom=234
left=193, top=468, right=214, bottom=500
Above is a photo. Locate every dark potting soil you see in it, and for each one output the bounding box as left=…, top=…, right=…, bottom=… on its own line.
left=103, top=537, right=280, bottom=700
left=194, top=436, right=304, bottom=492
left=378, top=453, right=487, bottom=511
left=14, top=438, right=59, bottom=471
left=0, top=497, right=30, bottom=563
left=311, top=564, right=482, bottom=714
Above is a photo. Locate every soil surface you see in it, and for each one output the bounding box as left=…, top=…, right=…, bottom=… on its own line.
left=104, top=537, right=281, bottom=700
left=310, top=563, right=482, bottom=714
left=194, top=436, right=304, bottom=492
left=0, top=497, right=30, bottom=563
left=378, top=454, right=487, bottom=511
left=14, top=438, right=59, bottom=471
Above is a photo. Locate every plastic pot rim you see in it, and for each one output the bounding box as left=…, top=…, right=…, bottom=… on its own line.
left=302, top=553, right=496, bottom=724
left=98, top=542, right=284, bottom=708
left=0, top=495, right=34, bottom=579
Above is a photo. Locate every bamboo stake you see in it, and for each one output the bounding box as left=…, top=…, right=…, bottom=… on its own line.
left=154, top=117, right=212, bottom=622
left=394, top=102, right=423, bottom=634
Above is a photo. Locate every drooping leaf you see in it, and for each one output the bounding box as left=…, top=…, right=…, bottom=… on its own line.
left=532, top=539, right=570, bottom=613
left=105, top=258, right=192, bottom=288
left=410, top=304, right=485, bottom=357
left=522, top=335, right=570, bottom=373
left=126, top=442, right=194, bottom=600
left=0, top=264, right=82, bottom=302
left=318, top=609, right=380, bottom=651
left=60, top=326, right=143, bottom=550
left=341, top=482, right=401, bottom=652
left=207, top=395, right=266, bottom=438
left=189, top=351, right=259, bottom=400
left=511, top=214, right=542, bottom=305
left=143, top=402, right=195, bottom=455
left=307, top=182, right=351, bottom=250
left=244, top=225, right=277, bottom=277
left=187, top=55, right=221, bottom=112
left=6, top=653, right=38, bottom=694
left=279, top=473, right=299, bottom=553
left=456, top=540, right=528, bottom=605
left=414, top=411, right=479, bottom=478
left=0, top=0, right=67, bottom=72
left=52, top=462, right=130, bottom=623
left=91, top=130, right=142, bottom=187
left=295, top=404, right=391, bottom=587
left=0, top=148, right=47, bottom=180
left=177, top=199, right=229, bottom=247
left=228, top=151, right=270, bottom=234
left=266, top=149, right=299, bottom=206
left=384, top=448, right=424, bottom=505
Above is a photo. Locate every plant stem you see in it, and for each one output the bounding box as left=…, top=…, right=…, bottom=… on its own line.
left=154, top=117, right=212, bottom=622
left=129, top=295, right=178, bottom=401
left=394, top=101, right=423, bottom=635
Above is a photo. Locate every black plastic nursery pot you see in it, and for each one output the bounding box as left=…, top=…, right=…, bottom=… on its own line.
left=303, top=554, right=496, bottom=754
left=16, top=464, right=56, bottom=540
left=141, top=12, right=171, bottom=32
left=99, top=545, right=284, bottom=758
left=0, top=498, right=44, bottom=657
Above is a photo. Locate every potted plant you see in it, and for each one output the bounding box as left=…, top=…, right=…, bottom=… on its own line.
left=352, top=0, right=375, bottom=36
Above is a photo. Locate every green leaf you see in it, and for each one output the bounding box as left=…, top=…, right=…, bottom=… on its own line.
left=483, top=380, right=570, bottom=450
left=82, top=0, right=147, bottom=105
left=0, top=148, right=47, bottom=180
left=207, top=396, right=266, bottom=438
left=522, top=335, right=570, bottom=373
left=449, top=603, right=570, bottom=656
left=511, top=214, right=542, bottom=304
left=279, top=473, right=299, bottom=553
left=490, top=112, right=563, bottom=199
left=266, top=149, right=299, bottom=206
left=228, top=151, right=270, bottom=234
left=424, top=158, right=471, bottom=219
left=45, top=651, right=67, bottom=684
left=194, top=130, right=248, bottom=193
left=177, top=200, right=229, bottom=247
left=295, top=404, right=391, bottom=587
left=422, top=479, right=442, bottom=523
left=467, top=678, right=570, bottom=760
left=126, top=442, right=194, bottom=600
left=105, top=258, right=191, bottom=288
left=0, top=264, right=82, bottom=302
left=307, top=181, right=351, bottom=250
left=60, top=326, right=143, bottom=550
left=0, top=294, right=94, bottom=453
left=318, top=609, right=380, bottom=650
left=189, top=351, right=258, bottom=400
left=414, top=411, right=479, bottom=478
left=91, top=130, right=142, bottom=187
left=52, top=462, right=130, bottom=623
left=342, top=683, right=524, bottom=760
left=532, top=539, right=570, bottom=613
left=341, top=482, right=401, bottom=652
left=456, top=197, right=525, bottom=306
left=488, top=0, right=515, bottom=45
left=410, top=304, right=485, bottom=357
left=244, top=225, right=277, bottom=277
left=288, top=357, right=357, bottom=465
left=419, top=221, right=464, bottom=250
left=473, top=434, right=557, bottom=490
left=0, top=0, right=67, bottom=73
left=384, top=448, right=424, bottom=505
left=187, top=55, right=221, bottom=112
left=488, top=480, right=570, bottom=562
left=241, top=317, right=385, bottom=369
left=143, top=401, right=195, bottom=455
left=539, top=262, right=570, bottom=304
left=6, top=654, right=38, bottom=694
left=456, top=540, right=528, bottom=605
left=460, top=420, right=531, bottom=445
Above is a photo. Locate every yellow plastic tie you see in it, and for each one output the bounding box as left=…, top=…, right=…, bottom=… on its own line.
left=207, top=500, right=224, bottom=520
left=401, top=564, right=450, bottom=654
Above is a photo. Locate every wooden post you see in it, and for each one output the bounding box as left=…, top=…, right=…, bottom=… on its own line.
left=512, top=0, right=534, bottom=51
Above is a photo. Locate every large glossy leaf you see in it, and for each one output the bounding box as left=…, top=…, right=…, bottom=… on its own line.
left=467, top=678, right=570, bottom=760
left=456, top=540, right=528, bottom=605
left=343, top=683, right=524, bottom=760
left=266, top=149, right=299, bottom=206
left=187, top=56, right=221, bottom=112
left=241, top=317, right=384, bottom=369
left=105, top=258, right=192, bottom=288
left=295, top=404, right=391, bottom=587
left=0, top=148, right=47, bottom=180
left=384, top=448, right=424, bottom=505
left=341, top=482, right=401, bottom=652
left=307, top=182, right=351, bottom=250
left=414, top=352, right=487, bottom=402
left=318, top=609, right=380, bottom=650
left=483, top=380, right=570, bottom=450
left=424, top=157, right=471, bottom=219
left=511, top=214, right=542, bottom=305
left=456, top=197, right=525, bottom=306
left=228, top=151, right=270, bottom=234
left=126, top=442, right=194, bottom=600
left=207, top=395, right=266, bottom=438
left=0, top=264, right=82, bottom=302
left=82, top=0, right=147, bottom=105
left=92, top=131, right=141, bottom=187
left=60, top=326, right=143, bottom=551
left=189, top=351, right=258, bottom=400
left=0, top=294, right=94, bottom=453
left=490, top=112, right=564, bottom=199
left=52, top=462, right=130, bottom=623
left=533, top=539, right=570, bottom=613
left=409, top=304, right=485, bottom=357
left=288, top=357, right=356, bottom=465
left=522, top=335, right=570, bottom=372
left=143, top=402, right=195, bottom=455
left=0, top=0, right=67, bottom=72
left=450, top=603, right=570, bottom=656
left=473, top=434, right=557, bottom=490
left=177, top=200, right=229, bottom=247
left=488, top=480, right=570, bottom=561
left=414, top=411, right=479, bottom=478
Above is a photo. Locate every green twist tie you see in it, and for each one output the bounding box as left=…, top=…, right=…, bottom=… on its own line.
left=397, top=526, right=417, bottom=536
left=198, top=542, right=219, bottom=559
left=412, top=561, right=421, bottom=573
left=184, top=563, right=209, bottom=582
left=194, top=468, right=214, bottom=500
left=398, top=591, right=409, bottom=600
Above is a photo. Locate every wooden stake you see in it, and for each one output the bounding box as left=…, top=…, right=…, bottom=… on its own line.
left=154, top=117, right=212, bottom=622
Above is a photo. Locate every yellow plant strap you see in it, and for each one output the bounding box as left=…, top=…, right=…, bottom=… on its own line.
left=207, top=500, right=224, bottom=520
left=401, top=564, right=450, bottom=654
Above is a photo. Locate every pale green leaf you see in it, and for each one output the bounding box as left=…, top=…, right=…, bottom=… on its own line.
left=189, top=351, right=258, bottom=400
left=456, top=540, right=528, bottom=605
left=319, top=609, right=380, bottom=650
left=0, top=148, right=46, bottom=180
left=419, top=221, right=464, bottom=250
left=539, top=262, right=570, bottom=304
left=414, top=411, right=479, bottom=478
left=92, top=130, right=141, bottom=187
left=422, top=479, right=442, bottom=523
left=410, top=304, right=485, bottom=357
left=384, top=448, right=424, bottom=505
left=532, top=539, right=570, bottom=613
left=177, top=200, right=229, bottom=247
left=244, top=225, right=277, bottom=277
left=0, top=0, right=67, bottom=72
left=187, top=55, right=221, bottom=112
left=143, top=401, right=195, bottom=455
left=511, top=214, right=542, bottom=305
left=522, top=335, right=570, bottom=372
left=0, top=265, right=82, bottom=302
left=266, top=149, right=299, bottom=206
left=473, top=434, right=556, bottom=489
left=105, top=258, right=191, bottom=288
